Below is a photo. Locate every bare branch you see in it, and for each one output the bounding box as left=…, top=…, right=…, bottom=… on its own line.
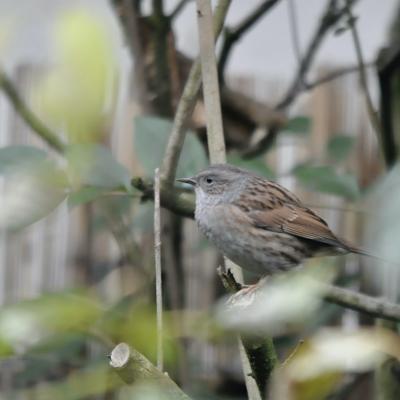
left=196, top=2, right=275, bottom=397
left=131, top=176, right=195, bottom=218
left=218, top=0, right=281, bottom=83
left=109, top=343, right=192, bottom=399
left=322, top=283, right=400, bottom=323
left=196, top=0, right=226, bottom=163
left=160, top=0, right=231, bottom=185
left=170, top=0, right=191, bottom=19
left=306, top=62, right=375, bottom=90
left=287, top=0, right=302, bottom=65
left=244, top=0, right=361, bottom=158
left=0, top=68, right=66, bottom=152
left=277, top=0, right=359, bottom=110
left=154, top=168, right=164, bottom=370
left=344, top=1, right=382, bottom=138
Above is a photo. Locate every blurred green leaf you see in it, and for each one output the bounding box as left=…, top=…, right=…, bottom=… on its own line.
left=134, top=116, right=207, bottom=177
left=67, top=186, right=116, bottom=208
left=37, top=10, right=117, bottom=143
left=227, top=154, right=276, bottom=179
left=292, top=164, right=359, bottom=200
left=327, top=135, right=354, bottom=161
left=100, top=299, right=176, bottom=364
left=0, top=292, right=101, bottom=351
left=0, top=146, right=47, bottom=173
left=285, top=116, right=311, bottom=135
left=0, top=146, right=67, bottom=230
left=66, top=144, right=131, bottom=190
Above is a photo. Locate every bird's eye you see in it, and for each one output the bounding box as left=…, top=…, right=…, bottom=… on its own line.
left=205, top=177, right=213, bottom=184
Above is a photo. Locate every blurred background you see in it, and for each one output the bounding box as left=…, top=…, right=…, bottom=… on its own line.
left=1, top=0, right=400, bottom=399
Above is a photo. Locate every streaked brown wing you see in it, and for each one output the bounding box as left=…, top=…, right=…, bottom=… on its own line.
left=247, top=204, right=346, bottom=249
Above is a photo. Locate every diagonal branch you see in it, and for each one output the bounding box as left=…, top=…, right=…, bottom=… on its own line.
left=170, top=0, right=191, bottom=20
left=306, top=62, right=375, bottom=90
left=218, top=0, right=281, bottom=83
left=160, top=0, right=231, bottom=185
left=277, top=0, right=359, bottom=110
left=110, top=342, right=192, bottom=399
left=344, top=0, right=381, bottom=139
left=0, top=68, right=66, bottom=152
left=243, top=0, right=360, bottom=158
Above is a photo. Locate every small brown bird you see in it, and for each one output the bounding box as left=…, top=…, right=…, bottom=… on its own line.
left=178, top=164, right=365, bottom=276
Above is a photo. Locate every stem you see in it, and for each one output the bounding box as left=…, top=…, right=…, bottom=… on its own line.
left=344, top=0, right=382, bottom=139
left=160, top=0, right=231, bottom=185
left=218, top=0, right=281, bottom=84
left=0, top=68, right=66, bottom=152
left=154, top=168, right=164, bottom=370
left=196, top=2, right=274, bottom=398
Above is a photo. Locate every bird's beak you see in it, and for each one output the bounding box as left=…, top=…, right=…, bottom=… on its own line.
left=176, top=177, right=196, bottom=186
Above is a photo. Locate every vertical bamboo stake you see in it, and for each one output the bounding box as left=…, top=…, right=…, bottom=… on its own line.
left=154, top=168, right=163, bottom=370
left=195, top=1, right=262, bottom=398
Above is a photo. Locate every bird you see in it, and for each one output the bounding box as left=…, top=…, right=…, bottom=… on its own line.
left=177, top=163, right=365, bottom=276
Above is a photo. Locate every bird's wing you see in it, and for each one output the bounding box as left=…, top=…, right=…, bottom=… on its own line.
left=247, top=204, right=347, bottom=249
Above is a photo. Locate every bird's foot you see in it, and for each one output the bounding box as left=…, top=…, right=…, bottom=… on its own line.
left=227, top=280, right=266, bottom=307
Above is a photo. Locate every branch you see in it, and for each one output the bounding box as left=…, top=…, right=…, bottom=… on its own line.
left=196, top=2, right=275, bottom=398
left=344, top=1, right=382, bottom=139
left=306, top=62, right=375, bottom=90
left=287, top=0, right=302, bottom=65
left=160, top=0, right=231, bottom=185
left=131, top=176, right=195, bottom=218
left=243, top=0, right=360, bottom=158
left=154, top=168, right=164, bottom=370
left=322, top=283, right=400, bottom=323
left=196, top=0, right=226, bottom=163
left=109, top=342, right=192, bottom=399
left=218, top=268, right=277, bottom=396
left=0, top=68, right=66, bottom=152
left=218, top=0, right=281, bottom=83
left=170, top=0, right=191, bottom=19
left=277, top=0, right=359, bottom=110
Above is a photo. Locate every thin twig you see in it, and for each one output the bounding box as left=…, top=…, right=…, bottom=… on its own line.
left=344, top=0, right=381, bottom=138
left=160, top=0, right=231, bottom=185
left=306, top=62, right=375, bottom=90
left=154, top=168, right=163, bottom=370
left=170, top=0, right=191, bottom=19
left=244, top=0, right=360, bottom=158
left=218, top=0, right=281, bottom=83
left=281, top=340, right=304, bottom=367
left=277, top=0, right=359, bottom=110
left=0, top=68, right=66, bottom=152
left=287, top=0, right=302, bottom=65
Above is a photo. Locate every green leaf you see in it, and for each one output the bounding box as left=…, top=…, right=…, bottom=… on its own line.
left=0, top=146, right=48, bottom=174
left=227, top=154, right=275, bottom=179
left=285, top=116, right=311, bottom=135
left=0, top=146, right=67, bottom=230
left=134, top=116, right=207, bottom=177
left=292, top=164, right=359, bottom=200
left=327, top=135, right=354, bottom=161
left=66, top=144, right=131, bottom=189
left=67, top=186, right=110, bottom=208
